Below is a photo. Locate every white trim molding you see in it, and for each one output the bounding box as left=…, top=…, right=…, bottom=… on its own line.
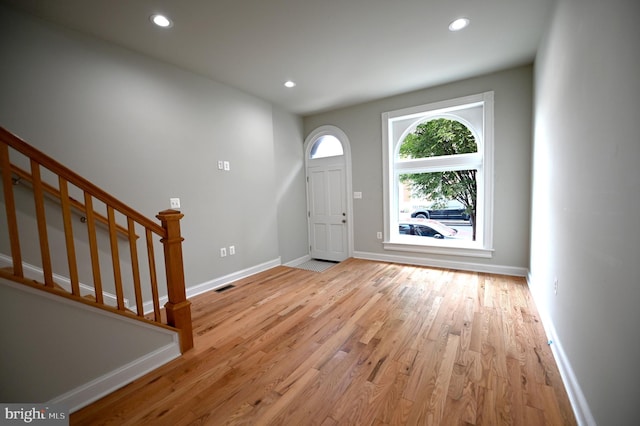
left=176, top=257, right=282, bottom=303
left=1, top=278, right=180, bottom=414
left=284, top=254, right=312, bottom=267
left=354, top=251, right=527, bottom=277
left=526, top=272, right=596, bottom=426
left=49, top=343, right=180, bottom=413
left=0, top=253, right=129, bottom=308
left=383, top=241, right=494, bottom=259
left=382, top=92, right=495, bottom=258
left=304, top=125, right=354, bottom=260
left=0, top=252, right=282, bottom=317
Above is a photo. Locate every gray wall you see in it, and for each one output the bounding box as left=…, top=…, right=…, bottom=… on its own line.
left=532, top=0, right=640, bottom=424
left=273, top=107, right=309, bottom=262
left=0, top=4, right=307, bottom=292
left=304, top=66, right=533, bottom=272
left=0, top=278, right=178, bottom=407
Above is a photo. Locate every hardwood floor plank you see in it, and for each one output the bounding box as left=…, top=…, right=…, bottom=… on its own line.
left=71, top=259, right=576, bottom=425
left=423, top=333, right=461, bottom=425
left=254, top=367, right=320, bottom=425
left=374, top=366, right=410, bottom=424
left=274, top=292, right=383, bottom=395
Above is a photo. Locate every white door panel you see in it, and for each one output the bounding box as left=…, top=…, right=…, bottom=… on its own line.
left=308, top=164, right=348, bottom=262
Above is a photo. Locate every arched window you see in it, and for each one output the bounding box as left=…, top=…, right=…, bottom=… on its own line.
left=309, top=135, right=344, bottom=159
left=382, top=92, right=494, bottom=257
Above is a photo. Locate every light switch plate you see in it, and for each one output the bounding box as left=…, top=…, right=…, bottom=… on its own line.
left=354, top=192, right=362, bottom=199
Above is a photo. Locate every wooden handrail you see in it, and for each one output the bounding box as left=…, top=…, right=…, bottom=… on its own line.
left=0, top=126, right=192, bottom=353
left=10, top=163, right=132, bottom=238
left=0, top=127, right=164, bottom=236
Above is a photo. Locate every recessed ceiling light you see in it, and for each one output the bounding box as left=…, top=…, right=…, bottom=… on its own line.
left=284, top=80, right=296, bottom=88
left=448, top=17, right=470, bottom=32
left=151, top=14, right=173, bottom=28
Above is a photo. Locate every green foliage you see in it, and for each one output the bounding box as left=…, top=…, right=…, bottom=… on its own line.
left=400, top=170, right=476, bottom=210
left=399, top=118, right=478, bottom=239
left=399, top=118, right=477, bottom=159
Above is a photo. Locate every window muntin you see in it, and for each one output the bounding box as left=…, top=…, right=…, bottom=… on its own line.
left=309, top=135, right=344, bottom=159
left=382, top=92, right=494, bottom=257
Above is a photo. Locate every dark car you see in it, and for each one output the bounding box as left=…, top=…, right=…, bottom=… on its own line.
left=398, top=220, right=459, bottom=239
left=410, top=200, right=471, bottom=221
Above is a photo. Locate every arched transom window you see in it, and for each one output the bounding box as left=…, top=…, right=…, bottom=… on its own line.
left=309, top=135, right=344, bottom=159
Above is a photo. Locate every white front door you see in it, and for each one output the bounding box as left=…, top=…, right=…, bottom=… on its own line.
left=308, top=163, right=348, bottom=262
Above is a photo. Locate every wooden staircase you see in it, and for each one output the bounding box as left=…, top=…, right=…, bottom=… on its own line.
left=0, top=127, right=193, bottom=352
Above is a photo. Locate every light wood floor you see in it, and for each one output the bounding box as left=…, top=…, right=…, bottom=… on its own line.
left=71, top=258, right=576, bottom=425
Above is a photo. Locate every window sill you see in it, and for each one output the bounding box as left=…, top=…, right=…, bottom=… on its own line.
left=383, top=239, right=494, bottom=258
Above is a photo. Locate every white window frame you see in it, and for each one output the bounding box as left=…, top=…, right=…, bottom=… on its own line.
left=382, top=92, right=494, bottom=258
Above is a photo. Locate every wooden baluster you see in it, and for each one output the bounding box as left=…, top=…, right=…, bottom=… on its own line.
left=31, top=160, right=54, bottom=287
left=0, top=144, right=23, bottom=277
left=157, top=209, right=193, bottom=352
left=107, top=206, right=125, bottom=311
left=59, top=177, right=80, bottom=295
left=84, top=192, right=103, bottom=304
left=146, top=228, right=161, bottom=322
left=10, top=163, right=131, bottom=237
left=128, top=217, right=144, bottom=316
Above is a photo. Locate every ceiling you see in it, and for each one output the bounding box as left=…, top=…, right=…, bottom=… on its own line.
left=2, top=0, right=555, bottom=116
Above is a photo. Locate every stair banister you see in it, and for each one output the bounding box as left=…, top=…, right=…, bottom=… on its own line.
left=158, top=209, right=193, bottom=352
left=0, top=126, right=193, bottom=353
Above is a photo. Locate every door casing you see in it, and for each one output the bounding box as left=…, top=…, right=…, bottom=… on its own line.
left=304, top=126, right=353, bottom=261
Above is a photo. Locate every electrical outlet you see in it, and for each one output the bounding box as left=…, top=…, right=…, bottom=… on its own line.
left=554, top=278, right=558, bottom=295
left=376, top=232, right=382, bottom=240
left=170, top=198, right=180, bottom=209
left=220, top=247, right=227, bottom=257
left=217, top=161, right=224, bottom=170
left=229, top=245, right=235, bottom=255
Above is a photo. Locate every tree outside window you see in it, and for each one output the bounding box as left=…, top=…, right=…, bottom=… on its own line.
left=399, top=118, right=478, bottom=240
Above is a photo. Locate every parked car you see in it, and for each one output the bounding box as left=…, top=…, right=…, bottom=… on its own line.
left=398, top=219, right=459, bottom=239
left=410, top=200, right=471, bottom=221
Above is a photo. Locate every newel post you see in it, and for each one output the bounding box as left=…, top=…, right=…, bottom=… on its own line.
left=157, top=209, right=193, bottom=352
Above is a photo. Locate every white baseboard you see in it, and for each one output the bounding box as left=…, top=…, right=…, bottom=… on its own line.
left=177, top=257, right=282, bottom=301
left=49, top=342, right=180, bottom=413
left=4, top=248, right=593, bottom=422
left=526, top=272, right=596, bottom=426
left=0, top=251, right=282, bottom=320
left=284, top=254, right=312, bottom=267
left=1, top=277, right=181, bottom=414
left=0, top=253, right=129, bottom=308
left=353, top=250, right=528, bottom=277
